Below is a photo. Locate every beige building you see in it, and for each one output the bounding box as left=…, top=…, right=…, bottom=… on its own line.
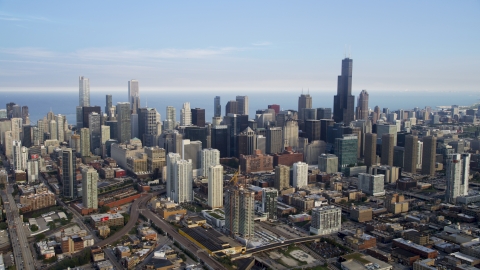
left=385, top=193, right=409, bottom=214
left=350, top=206, right=373, bottom=223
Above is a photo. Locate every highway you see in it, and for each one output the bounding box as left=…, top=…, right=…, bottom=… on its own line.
left=142, top=209, right=227, bottom=270
left=1, top=185, right=36, bottom=270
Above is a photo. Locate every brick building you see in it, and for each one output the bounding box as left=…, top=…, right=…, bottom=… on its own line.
left=240, top=150, right=273, bottom=174
left=272, top=147, right=304, bottom=167
left=90, top=213, right=124, bottom=229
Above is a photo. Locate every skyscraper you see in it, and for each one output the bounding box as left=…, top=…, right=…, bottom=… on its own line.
left=335, top=135, right=358, bottom=171
left=128, top=80, right=139, bottom=112
left=56, top=114, right=65, bottom=143
left=305, top=119, right=321, bottom=143
left=164, top=106, right=176, bottom=130
left=200, top=148, right=220, bottom=177
left=191, top=108, right=205, bottom=127
left=274, top=165, right=290, bottom=191
left=236, top=96, right=249, bottom=116
left=225, top=187, right=255, bottom=239
left=49, top=120, right=58, bottom=141
left=283, top=119, right=299, bottom=149
left=381, top=134, right=394, bottom=166
left=79, top=76, right=90, bottom=107
left=80, top=127, right=90, bottom=157
left=298, top=93, right=312, bottom=122
left=214, top=96, right=221, bottom=117
left=293, top=161, right=308, bottom=188
left=89, top=112, right=101, bottom=154
left=262, top=188, right=278, bottom=220
left=208, top=165, right=223, bottom=209
left=421, top=136, right=437, bottom=176
left=62, top=148, right=77, bottom=198
left=404, top=135, right=418, bottom=174
left=105, top=94, right=112, bottom=116
left=166, top=153, right=181, bottom=199
left=180, top=102, right=192, bottom=126
left=266, top=127, right=283, bottom=154
left=356, top=90, right=369, bottom=120
left=82, top=167, right=98, bottom=210
left=116, top=102, right=131, bottom=143
left=364, top=133, right=377, bottom=167
left=225, top=100, right=238, bottom=116
left=173, top=159, right=193, bottom=203
left=445, top=153, right=470, bottom=203
left=333, top=58, right=355, bottom=125
left=310, top=206, right=342, bottom=235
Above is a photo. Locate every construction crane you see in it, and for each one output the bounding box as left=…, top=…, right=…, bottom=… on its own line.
left=228, top=166, right=241, bottom=186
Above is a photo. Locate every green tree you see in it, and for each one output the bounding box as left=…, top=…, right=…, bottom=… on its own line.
left=35, top=233, right=46, bottom=241
left=30, top=224, right=39, bottom=231
left=99, top=205, right=110, bottom=213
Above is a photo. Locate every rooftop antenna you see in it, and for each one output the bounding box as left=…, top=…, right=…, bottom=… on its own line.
left=349, top=45, right=352, bottom=58
left=146, top=100, right=148, bottom=107
left=308, top=88, right=310, bottom=95
left=302, top=88, right=304, bottom=94
left=344, top=44, right=347, bottom=58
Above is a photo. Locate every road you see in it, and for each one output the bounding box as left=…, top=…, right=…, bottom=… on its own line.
left=1, top=185, right=36, bottom=270
left=142, top=210, right=226, bottom=270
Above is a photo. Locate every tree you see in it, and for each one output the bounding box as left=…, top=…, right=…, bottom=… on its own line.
left=47, top=221, right=56, bottom=230
left=0, top=222, right=8, bottom=230
left=99, top=205, right=110, bottom=213
left=30, top=224, right=39, bottom=231
left=35, top=233, right=46, bottom=241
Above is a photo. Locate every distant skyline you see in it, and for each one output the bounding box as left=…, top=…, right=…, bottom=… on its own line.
left=1, top=1, right=479, bottom=91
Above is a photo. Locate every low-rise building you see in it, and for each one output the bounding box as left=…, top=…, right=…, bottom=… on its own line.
left=116, top=246, right=131, bottom=258
left=392, top=238, right=438, bottom=259
left=90, top=213, right=124, bottom=229
left=350, top=206, right=373, bottom=223
left=340, top=253, right=392, bottom=270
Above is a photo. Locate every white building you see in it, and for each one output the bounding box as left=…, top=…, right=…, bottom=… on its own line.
left=12, top=141, right=27, bottom=171
left=293, top=162, right=308, bottom=188
left=174, top=159, right=193, bottom=203
left=310, top=205, right=342, bottom=235
left=201, top=148, right=220, bottom=177
left=208, top=165, right=223, bottom=208
left=358, top=173, right=385, bottom=196
left=445, top=153, right=470, bottom=203
left=79, top=76, right=90, bottom=107
left=82, top=167, right=98, bottom=209
left=180, top=102, right=192, bottom=126
left=27, top=159, right=39, bottom=183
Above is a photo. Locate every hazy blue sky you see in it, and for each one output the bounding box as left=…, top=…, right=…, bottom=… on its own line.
left=1, top=1, right=479, bottom=92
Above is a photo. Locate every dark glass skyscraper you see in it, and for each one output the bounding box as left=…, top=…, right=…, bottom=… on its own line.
left=333, top=58, right=355, bottom=125
left=214, top=96, right=221, bottom=117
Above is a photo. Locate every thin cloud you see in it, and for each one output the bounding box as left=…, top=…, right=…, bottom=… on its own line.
left=0, top=12, right=52, bottom=22
left=252, top=41, right=271, bottom=46
left=0, top=47, right=56, bottom=58
left=0, top=16, right=21, bottom=21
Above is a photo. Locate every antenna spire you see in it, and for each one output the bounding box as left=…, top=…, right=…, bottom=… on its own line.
left=344, top=44, right=346, bottom=58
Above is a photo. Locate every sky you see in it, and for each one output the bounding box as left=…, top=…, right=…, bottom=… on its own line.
left=0, top=1, right=479, bottom=93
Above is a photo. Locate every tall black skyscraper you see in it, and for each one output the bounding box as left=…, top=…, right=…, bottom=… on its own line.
left=333, top=58, right=355, bottom=125
left=214, top=96, right=221, bottom=117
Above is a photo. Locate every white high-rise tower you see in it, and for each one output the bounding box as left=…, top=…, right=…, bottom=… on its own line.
left=208, top=165, right=224, bottom=208
left=200, top=148, right=220, bottom=177
left=293, top=161, right=308, bottom=188
left=181, top=102, right=192, bottom=126
left=445, top=153, right=470, bottom=203
left=79, top=76, right=90, bottom=107
left=82, top=167, right=98, bottom=209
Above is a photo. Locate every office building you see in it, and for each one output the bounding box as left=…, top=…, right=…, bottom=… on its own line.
left=105, top=94, right=112, bottom=116
left=305, top=119, right=320, bottom=143
left=274, top=165, right=290, bottom=191
left=180, top=102, right=192, bottom=126
left=82, top=167, right=98, bottom=210
left=364, top=133, right=377, bottom=167
left=116, top=102, right=131, bottom=143
left=214, top=96, right=221, bottom=117
left=333, top=58, right=355, bottom=125
left=356, top=90, right=369, bottom=120
left=225, top=101, right=238, bottom=116
left=317, top=108, right=332, bottom=120
left=138, top=107, right=161, bottom=147
left=79, top=76, right=90, bottom=107
left=191, top=108, right=205, bottom=127
left=293, top=161, right=308, bottom=188
left=237, top=127, right=256, bottom=157
left=165, top=106, right=176, bottom=130
left=266, top=127, right=283, bottom=154
left=445, top=153, right=470, bottom=203
left=358, top=173, right=385, bottom=196
left=335, top=135, right=358, bottom=171
left=404, top=135, right=418, bottom=174
left=310, top=206, right=342, bottom=235
left=225, top=187, right=255, bottom=239
left=298, top=93, right=312, bottom=122
left=421, top=136, right=436, bottom=176
left=62, top=148, right=77, bottom=198
left=381, top=134, right=394, bottom=166
left=56, top=114, right=65, bottom=143
left=208, top=165, right=223, bottom=209
left=200, top=148, right=220, bottom=177
left=262, top=188, right=278, bottom=220
left=236, top=96, right=249, bottom=115
left=376, top=124, right=397, bottom=146
left=81, top=106, right=101, bottom=128
left=305, top=140, right=326, bottom=165
left=256, top=135, right=266, bottom=154
left=49, top=120, right=57, bottom=141
left=128, top=80, right=139, bottom=111
left=80, top=128, right=90, bottom=157
left=89, top=112, right=101, bottom=154
left=283, top=119, right=299, bottom=150
left=268, top=104, right=280, bottom=115
left=318, top=154, right=338, bottom=174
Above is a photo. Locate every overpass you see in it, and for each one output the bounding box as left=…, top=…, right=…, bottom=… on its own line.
left=232, top=234, right=324, bottom=261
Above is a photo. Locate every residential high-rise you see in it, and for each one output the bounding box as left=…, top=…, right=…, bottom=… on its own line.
left=12, top=141, right=26, bottom=171
left=62, top=148, right=77, bottom=198
left=82, top=106, right=101, bottom=128
left=164, top=106, right=176, bottom=130
left=56, top=114, right=65, bottom=143
left=236, top=96, right=249, bottom=116
left=166, top=153, right=181, bottom=200
left=381, top=134, right=394, bottom=166
left=214, top=96, right=221, bottom=117
left=225, top=187, right=255, bottom=239
left=274, top=165, right=290, bottom=190
left=173, top=159, right=193, bottom=203
left=283, top=119, right=299, bottom=149
left=200, top=148, right=220, bottom=177
left=180, top=102, right=192, bottom=126
left=181, top=139, right=202, bottom=169
left=318, top=154, right=338, bottom=174
left=49, top=120, right=58, bottom=141
left=266, top=127, right=283, bottom=154
left=128, top=80, right=140, bottom=112
left=335, top=135, right=358, bottom=171
left=26, top=159, right=39, bottom=183
left=262, top=188, right=278, bottom=220
left=80, top=128, right=90, bottom=157
left=191, top=108, right=205, bottom=127
left=21, top=105, right=29, bottom=125
left=82, top=167, right=98, bottom=210
left=364, top=133, right=377, bottom=167
left=333, top=58, right=355, bottom=125
left=421, top=136, right=437, bottom=176
left=293, top=161, right=308, bottom=188
left=89, top=112, right=101, bottom=154
left=356, top=90, right=369, bottom=120
left=116, top=102, right=131, bottom=143
left=208, top=165, right=223, bottom=209
left=105, top=94, right=112, bottom=117
left=79, top=76, right=90, bottom=107
left=376, top=124, right=397, bottom=146
left=404, top=135, right=418, bottom=174
left=445, top=153, right=470, bottom=203
left=358, top=173, right=385, bottom=196
left=310, top=206, right=342, bottom=235
left=298, top=93, right=313, bottom=123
